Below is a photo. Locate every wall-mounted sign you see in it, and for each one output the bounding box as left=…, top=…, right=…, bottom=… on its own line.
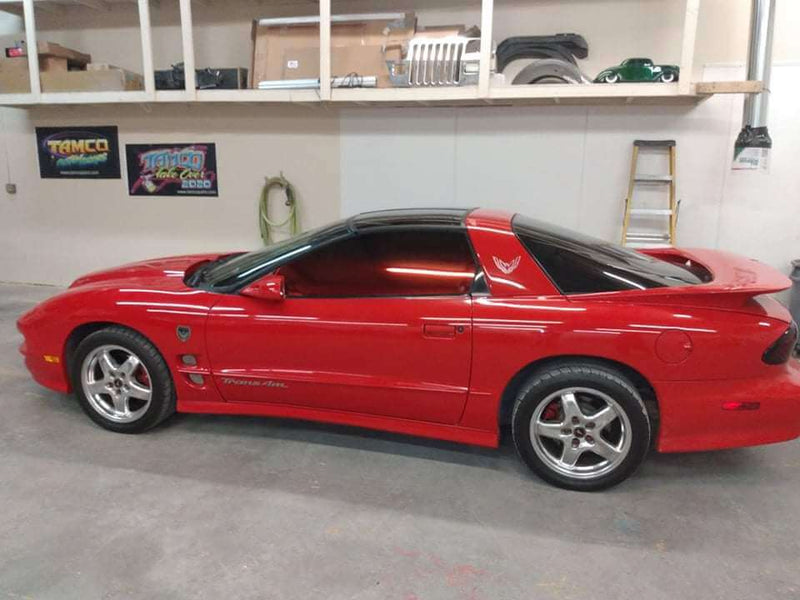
left=36, top=126, right=121, bottom=179
left=125, top=143, right=219, bottom=196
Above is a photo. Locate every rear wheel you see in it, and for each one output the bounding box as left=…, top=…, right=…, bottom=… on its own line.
left=512, top=363, right=651, bottom=491
left=604, top=73, right=620, bottom=83
left=72, top=326, right=175, bottom=433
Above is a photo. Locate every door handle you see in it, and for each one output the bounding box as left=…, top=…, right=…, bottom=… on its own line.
left=423, top=324, right=457, bottom=339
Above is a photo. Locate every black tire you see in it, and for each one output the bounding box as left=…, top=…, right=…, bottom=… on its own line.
left=512, top=362, right=651, bottom=491
left=71, top=326, right=176, bottom=433
left=660, top=72, right=677, bottom=83
left=604, top=73, right=620, bottom=84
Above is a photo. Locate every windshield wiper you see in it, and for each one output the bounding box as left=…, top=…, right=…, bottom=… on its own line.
left=187, top=261, right=214, bottom=287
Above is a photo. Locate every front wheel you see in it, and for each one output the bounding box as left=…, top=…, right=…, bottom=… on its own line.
left=512, top=363, right=651, bottom=491
left=72, top=326, right=176, bottom=433
left=660, top=72, right=677, bottom=83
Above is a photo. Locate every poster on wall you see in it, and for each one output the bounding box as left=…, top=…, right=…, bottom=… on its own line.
left=125, top=143, right=219, bottom=197
left=35, top=126, right=121, bottom=179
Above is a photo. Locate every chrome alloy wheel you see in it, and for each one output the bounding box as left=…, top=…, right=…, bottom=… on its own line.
left=81, top=344, right=152, bottom=423
left=529, top=387, right=632, bottom=480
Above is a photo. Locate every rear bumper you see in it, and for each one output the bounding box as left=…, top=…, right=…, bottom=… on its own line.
left=656, top=361, right=800, bottom=452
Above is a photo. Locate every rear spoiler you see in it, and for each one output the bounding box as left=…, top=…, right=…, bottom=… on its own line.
left=644, top=247, right=790, bottom=294
left=587, top=247, right=791, bottom=309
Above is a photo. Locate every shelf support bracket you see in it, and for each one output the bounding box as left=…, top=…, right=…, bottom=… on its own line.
left=22, top=0, right=40, bottom=98
left=179, top=0, right=197, bottom=99
left=478, top=0, right=494, bottom=98
left=137, top=0, right=155, bottom=99
left=679, top=0, right=700, bottom=95
left=319, top=0, right=331, bottom=101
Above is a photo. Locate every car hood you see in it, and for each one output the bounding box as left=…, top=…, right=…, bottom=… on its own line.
left=69, top=253, right=221, bottom=289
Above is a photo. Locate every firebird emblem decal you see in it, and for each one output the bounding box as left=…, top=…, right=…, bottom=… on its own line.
left=493, top=256, right=521, bottom=275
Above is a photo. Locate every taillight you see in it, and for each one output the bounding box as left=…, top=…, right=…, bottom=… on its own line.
left=762, top=322, right=798, bottom=365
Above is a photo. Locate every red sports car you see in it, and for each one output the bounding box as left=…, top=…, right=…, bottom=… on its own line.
left=17, top=209, right=800, bottom=490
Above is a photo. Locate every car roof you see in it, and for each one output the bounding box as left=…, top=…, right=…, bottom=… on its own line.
left=350, top=208, right=472, bottom=232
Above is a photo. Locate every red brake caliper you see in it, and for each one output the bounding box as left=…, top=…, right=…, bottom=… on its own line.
left=135, top=368, right=150, bottom=387
left=542, top=400, right=560, bottom=421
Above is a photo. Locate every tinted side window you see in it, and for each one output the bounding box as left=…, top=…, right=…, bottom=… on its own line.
left=512, top=215, right=702, bottom=294
left=277, top=229, right=477, bottom=297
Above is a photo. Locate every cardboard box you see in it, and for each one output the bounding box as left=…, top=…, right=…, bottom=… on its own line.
left=1, top=42, right=102, bottom=93
left=42, top=68, right=144, bottom=92
left=0, top=60, right=144, bottom=93
left=39, top=56, right=69, bottom=72
left=36, top=42, right=91, bottom=68
left=0, top=57, right=30, bottom=93
left=251, top=13, right=416, bottom=88
left=2, top=42, right=91, bottom=69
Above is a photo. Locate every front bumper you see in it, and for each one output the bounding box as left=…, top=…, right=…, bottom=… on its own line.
left=17, top=315, right=71, bottom=394
left=656, top=361, right=800, bottom=452
left=19, top=342, right=70, bottom=393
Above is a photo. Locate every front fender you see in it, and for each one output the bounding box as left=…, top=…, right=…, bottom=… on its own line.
left=18, top=283, right=226, bottom=406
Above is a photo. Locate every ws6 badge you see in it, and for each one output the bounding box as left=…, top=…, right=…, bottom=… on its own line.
left=36, top=126, right=121, bottom=179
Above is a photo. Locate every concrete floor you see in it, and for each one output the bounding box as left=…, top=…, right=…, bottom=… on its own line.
left=1, top=283, right=799, bottom=600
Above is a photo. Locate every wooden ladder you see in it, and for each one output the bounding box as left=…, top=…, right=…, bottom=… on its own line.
left=621, top=139, right=678, bottom=248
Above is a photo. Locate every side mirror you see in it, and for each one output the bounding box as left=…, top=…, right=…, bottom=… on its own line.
left=240, top=274, right=285, bottom=302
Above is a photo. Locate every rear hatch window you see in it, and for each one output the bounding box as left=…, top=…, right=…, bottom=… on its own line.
left=512, top=215, right=704, bottom=294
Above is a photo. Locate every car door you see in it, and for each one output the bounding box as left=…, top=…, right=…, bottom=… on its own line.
left=205, top=228, right=477, bottom=425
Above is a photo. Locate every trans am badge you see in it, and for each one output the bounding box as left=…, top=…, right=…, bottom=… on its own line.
left=36, top=126, right=121, bottom=179
left=493, top=255, right=521, bottom=275
left=126, top=143, right=219, bottom=197
left=221, top=377, right=288, bottom=389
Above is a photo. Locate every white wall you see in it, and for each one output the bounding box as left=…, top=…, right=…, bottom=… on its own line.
left=0, top=105, right=340, bottom=285
left=0, top=10, right=21, bottom=36
left=713, top=66, right=800, bottom=272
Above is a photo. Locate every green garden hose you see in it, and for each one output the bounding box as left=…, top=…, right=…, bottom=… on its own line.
left=259, top=173, right=300, bottom=245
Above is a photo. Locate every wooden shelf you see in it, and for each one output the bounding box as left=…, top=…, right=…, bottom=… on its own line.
left=330, top=87, right=481, bottom=105
left=0, top=82, right=761, bottom=107
left=333, top=83, right=700, bottom=107
left=696, top=80, right=764, bottom=95
left=0, top=0, right=764, bottom=108
left=195, top=89, right=322, bottom=103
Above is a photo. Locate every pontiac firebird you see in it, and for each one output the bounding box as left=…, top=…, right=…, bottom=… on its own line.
left=17, top=209, right=800, bottom=490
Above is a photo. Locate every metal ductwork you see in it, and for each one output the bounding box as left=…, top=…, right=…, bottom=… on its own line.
left=734, top=0, right=777, bottom=169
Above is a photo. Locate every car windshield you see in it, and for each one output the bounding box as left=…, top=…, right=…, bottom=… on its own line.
left=199, top=220, right=353, bottom=290
left=512, top=215, right=703, bottom=294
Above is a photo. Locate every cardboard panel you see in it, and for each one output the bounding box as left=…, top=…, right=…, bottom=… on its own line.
left=0, top=57, right=30, bottom=93
left=41, top=69, right=144, bottom=92
left=251, top=15, right=415, bottom=88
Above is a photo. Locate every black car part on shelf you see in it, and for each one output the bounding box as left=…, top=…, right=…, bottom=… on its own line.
left=496, top=34, right=589, bottom=73
left=154, top=63, right=248, bottom=90
left=512, top=58, right=587, bottom=84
